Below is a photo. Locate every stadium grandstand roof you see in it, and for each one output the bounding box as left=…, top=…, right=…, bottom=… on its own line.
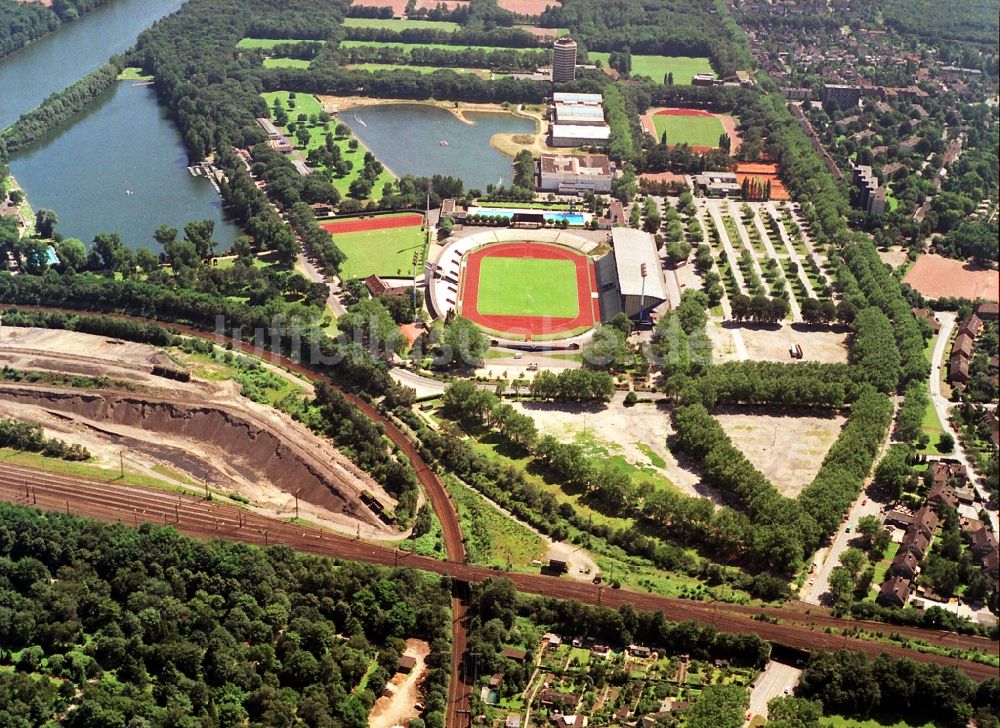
left=611, top=228, right=668, bottom=300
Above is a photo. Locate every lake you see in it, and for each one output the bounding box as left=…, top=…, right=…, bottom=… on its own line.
left=11, top=82, right=237, bottom=251
left=0, top=0, right=186, bottom=131
left=340, top=104, right=535, bottom=190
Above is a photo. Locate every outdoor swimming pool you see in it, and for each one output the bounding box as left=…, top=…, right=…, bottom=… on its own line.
left=466, top=206, right=590, bottom=225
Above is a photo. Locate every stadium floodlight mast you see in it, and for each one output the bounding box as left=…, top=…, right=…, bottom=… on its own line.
left=639, top=262, right=648, bottom=323
left=411, top=251, right=420, bottom=323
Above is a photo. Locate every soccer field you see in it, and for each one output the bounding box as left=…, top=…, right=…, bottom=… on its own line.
left=237, top=38, right=325, bottom=49
left=330, top=218, right=426, bottom=280
left=588, top=53, right=713, bottom=84
left=652, top=113, right=726, bottom=148
left=475, top=257, right=579, bottom=318
left=263, top=58, right=310, bottom=69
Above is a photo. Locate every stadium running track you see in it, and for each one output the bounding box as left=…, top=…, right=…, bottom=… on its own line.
left=641, top=107, right=721, bottom=154
left=0, top=462, right=996, bottom=684
left=319, top=213, right=424, bottom=235
left=2, top=307, right=999, bottom=715
left=459, top=241, right=600, bottom=339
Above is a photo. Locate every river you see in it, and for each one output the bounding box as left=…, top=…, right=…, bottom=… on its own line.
left=3, top=0, right=239, bottom=250
left=0, top=0, right=186, bottom=131
left=340, top=104, right=535, bottom=190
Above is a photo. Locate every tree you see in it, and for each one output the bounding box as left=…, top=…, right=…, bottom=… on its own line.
left=34, top=208, right=57, bottom=238
left=338, top=298, right=405, bottom=357
left=937, top=432, right=954, bottom=453
left=183, top=220, right=216, bottom=259
left=767, top=696, right=823, bottom=728
left=873, top=444, right=910, bottom=500
left=582, top=324, right=629, bottom=371
left=856, top=514, right=888, bottom=555
left=442, top=316, right=488, bottom=367
left=56, top=238, right=87, bottom=271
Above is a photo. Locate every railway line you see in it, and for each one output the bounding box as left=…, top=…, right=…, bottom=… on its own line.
left=1, top=463, right=996, bottom=684
left=3, top=307, right=999, bottom=723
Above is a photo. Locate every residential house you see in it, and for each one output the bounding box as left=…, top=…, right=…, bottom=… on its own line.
left=975, top=302, right=998, bottom=321
left=900, top=524, right=932, bottom=559
left=927, top=481, right=959, bottom=510
left=553, top=715, right=587, bottom=728
left=397, top=655, right=417, bottom=674
left=538, top=690, right=580, bottom=709
left=951, top=332, right=974, bottom=359
left=502, top=647, right=527, bottom=662
left=958, top=314, right=984, bottom=339
left=912, top=505, right=940, bottom=538
left=877, top=574, right=911, bottom=608
left=889, top=549, right=920, bottom=580
left=950, top=357, right=970, bottom=387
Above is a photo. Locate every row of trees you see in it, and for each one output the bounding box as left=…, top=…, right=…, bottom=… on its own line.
left=729, top=293, right=790, bottom=323
left=1, top=60, right=121, bottom=152
left=673, top=360, right=863, bottom=409
left=798, top=386, right=892, bottom=537
left=0, top=502, right=453, bottom=728
left=527, top=368, right=615, bottom=402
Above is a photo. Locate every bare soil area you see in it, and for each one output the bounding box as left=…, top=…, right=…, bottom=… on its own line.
left=512, top=399, right=723, bottom=504
left=903, top=254, right=999, bottom=301
left=369, top=639, right=430, bottom=728
left=709, top=323, right=848, bottom=364
left=713, top=407, right=846, bottom=497
left=0, top=328, right=403, bottom=540
left=876, top=246, right=908, bottom=269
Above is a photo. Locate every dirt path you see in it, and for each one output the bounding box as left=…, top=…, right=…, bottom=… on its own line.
left=369, top=639, right=430, bottom=728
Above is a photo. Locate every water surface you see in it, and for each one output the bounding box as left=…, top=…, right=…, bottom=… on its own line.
left=12, top=82, right=237, bottom=251
left=340, top=104, right=535, bottom=189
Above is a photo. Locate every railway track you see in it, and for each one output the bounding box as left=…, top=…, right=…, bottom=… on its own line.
left=4, top=307, right=999, bottom=714
left=1, top=463, right=996, bottom=683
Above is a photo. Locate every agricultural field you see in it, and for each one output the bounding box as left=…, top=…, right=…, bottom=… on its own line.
left=713, top=407, right=846, bottom=497
left=651, top=111, right=725, bottom=148
left=260, top=91, right=395, bottom=197
left=342, top=17, right=460, bottom=31
left=320, top=212, right=426, bottom=280
left=237, top=37, right=325, bottom=49
left=475, top=257, right=579, bottom=318
left=588, top=53, right=714, bottom=83
left=263, top=57, right=311, bottom=69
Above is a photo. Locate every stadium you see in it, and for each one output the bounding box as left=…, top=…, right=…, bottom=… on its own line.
left=429, top=228, right=668, bottom=344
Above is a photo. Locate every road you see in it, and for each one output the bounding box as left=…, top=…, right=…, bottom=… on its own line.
left=802, top=493, right=883, bottom=605
left=1, top=462, right=997, bottom=683
left=745, top=661, right=802, bottom=724
left=928, top=312, right=998, bottom=533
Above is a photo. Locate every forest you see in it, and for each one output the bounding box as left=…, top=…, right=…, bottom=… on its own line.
left=0, top=502, right=453, bottom=728
left=0, top=0, right=115, bottom=60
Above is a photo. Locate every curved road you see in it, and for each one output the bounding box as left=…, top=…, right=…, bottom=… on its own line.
left=0, top=462, right=996, bottom=683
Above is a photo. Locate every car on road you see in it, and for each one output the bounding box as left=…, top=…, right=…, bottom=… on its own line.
left=862, top=499, right=867, bottom=505
left=845, top=525, right=852, bottom=533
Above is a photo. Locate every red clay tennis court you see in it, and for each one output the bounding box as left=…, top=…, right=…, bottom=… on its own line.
left=319, top=213, right=423, bottom=235
left=458, top=242, right=600, bottom=340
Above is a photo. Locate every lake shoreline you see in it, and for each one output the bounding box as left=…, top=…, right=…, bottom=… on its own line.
left=320, top=95, right=553, bottom=162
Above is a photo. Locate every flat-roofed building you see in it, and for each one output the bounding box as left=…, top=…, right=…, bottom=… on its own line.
left=551, top=124, right=611, bottom=147
left=552, top=92, right=603, bottom=107
left=694, top=171, right=741, bottom=197
left=553, top=104, right=606, bottom=126
left=610, top=228, right=668, bottom=319
left=539, top=153, right=613, bottom=194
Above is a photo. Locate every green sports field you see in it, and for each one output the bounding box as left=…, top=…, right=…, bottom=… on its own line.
left=652, top=113, right=726, bottom=148
left=237, top=37, right=325, bottom=49
left=475, top=257, right=579, bottom=318
left=263, top=58, right=311, bottom=69
left=330, top=218, right=426, bottom=280
left=588, top=53, right=713, bottom=84
left=348, top=63, right=489, bottom=77
left=342, top=18, right=460, bottom=32
left=340, top=40, right=543, bottom=56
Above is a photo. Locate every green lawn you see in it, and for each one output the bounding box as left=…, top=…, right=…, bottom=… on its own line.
left=263, top=57, right=311, bottom=69
left=347, top=62, right=488, bottom=77
left=328, top=220, right=426, bottom=280
left=342, top=17, right=460, bottom=32
left=340, top=40, right=542, bottom=55
left=237, top=37, right=324, bottom=49
left=475, top=256, right=579, bottom=318
left=822, top=716, right=933, bottom=728
left=588, top=53, right=714, bottom=84
left=651, top=113, right=726, bottom=148
left=917, top=397, right=945, bottom=455
left=260, top=91, right=394, bottom=198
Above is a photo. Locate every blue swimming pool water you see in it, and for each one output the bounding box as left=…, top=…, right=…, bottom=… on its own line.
left=467, top=206, right=587, bottom=225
